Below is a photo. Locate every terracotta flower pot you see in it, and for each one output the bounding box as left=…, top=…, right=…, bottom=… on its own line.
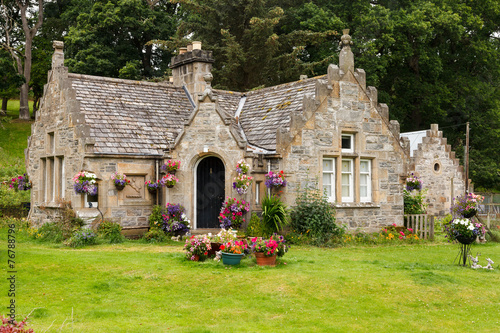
left=192, top=254, right=200, bottom=261
left=255, top=252, right=277, bottom=267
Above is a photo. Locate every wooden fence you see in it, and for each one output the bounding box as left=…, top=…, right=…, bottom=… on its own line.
left=404, top=214, right=434, bottom=240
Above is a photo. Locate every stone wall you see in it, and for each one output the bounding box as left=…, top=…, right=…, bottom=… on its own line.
left=410, top=124, right=465, bottom=216
left=275, top=66, right=406, bottom=231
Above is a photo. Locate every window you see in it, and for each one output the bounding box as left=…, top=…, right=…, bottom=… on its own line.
left=255, top=181, right=261, bottom=205
left=322, top=158, right=335, bottom=202
left=360, top=159, right=371, bottom=202
left=341, top=134, right=354, bottom=153
left=85, top=189, right=98, bottom=208
left=341, top=159, right=353, bottom=202
left=48, top=132, right=55, bottom=154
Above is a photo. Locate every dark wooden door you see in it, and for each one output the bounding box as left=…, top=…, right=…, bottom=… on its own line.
left=196, top=156, right=225, bottom=228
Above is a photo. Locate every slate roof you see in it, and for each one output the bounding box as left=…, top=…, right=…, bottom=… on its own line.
left=69, top=74, right=193, bottom=155
left=238, top=77, right=322, bottom=150
left=68, top=73, right=324, bottom=155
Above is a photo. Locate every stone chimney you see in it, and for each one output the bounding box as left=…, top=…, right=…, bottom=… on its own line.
left=339, top=29, right=354, bottom=73
left=170, top=41, right=214, bottom=97
left=52, top=41, right=64, bottom=68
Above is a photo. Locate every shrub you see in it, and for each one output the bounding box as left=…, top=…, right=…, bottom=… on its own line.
left=403, top=189, right=427, bottom=214
left=30, top=202, right=84, bottom=243
left=142, top=228, right=167, bottom=243
left=148, top=205, right=164, bottom=229
left=32, top=222, right=64, bottom=243
left=66, top=229, right=97, bottom=248
left=290, top=186, right=344, bottom=242
left=245, top=213, right=265, bottom=237
left=261, top=195, right=288, bottom=234
left=97, top=220, right=124, bottom=244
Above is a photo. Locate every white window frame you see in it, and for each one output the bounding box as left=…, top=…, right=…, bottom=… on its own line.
left=360, top=159, right=372, bottom=202
left=341, top=134, right=354, bottom=153
left=85, top=185, right=98, bottom=208
left=341, top=159, right=354, bottom=202
left=322, top=158, right=336, bottom=202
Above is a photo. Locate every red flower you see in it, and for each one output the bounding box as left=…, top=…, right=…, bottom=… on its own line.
left=220, top=245, right=225, bottom=250
left=204, top=252, right=208, bottom=255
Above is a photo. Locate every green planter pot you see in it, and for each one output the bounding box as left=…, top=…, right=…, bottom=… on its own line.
left=221, top=252, right=244, bottom=265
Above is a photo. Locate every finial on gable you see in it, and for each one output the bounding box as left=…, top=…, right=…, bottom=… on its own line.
left=339, top=29, right=354, bottom=73
left=52, top=41, right=64, bottom=68
left=198, top=73, right=215, bottom=102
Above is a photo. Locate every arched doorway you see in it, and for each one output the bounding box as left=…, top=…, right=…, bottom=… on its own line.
left=196, top=156, right=225, bottom=229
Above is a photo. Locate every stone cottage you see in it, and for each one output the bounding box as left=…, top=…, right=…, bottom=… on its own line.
left=27, top=31, right=415, bottom=234
left=401, top=124, right=466, bottom=216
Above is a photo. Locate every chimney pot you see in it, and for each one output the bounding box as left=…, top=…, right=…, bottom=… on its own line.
left=179, top=47, right=187, bottom=55
left=192, top=41, right=202, bottom=50
left=187, top=44, right=193, bottom=52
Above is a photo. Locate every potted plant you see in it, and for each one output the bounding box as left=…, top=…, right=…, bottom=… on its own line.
left=232, top=173, right=253, bottom=195
left=451, top=192, right=484, bottom=218
left=72, top=171, right=97, bottom=195
left=405, top=173, right=423, bottom=192
left=160, top=174, right=179, bottom=188
left=145, top=180, right=160, bottom=194
left=235, top=159, right=250, bottom=174
left=220, top=239, right=248, bottom=265
left=161, top=160, right=181, bottom=175
left=162, top=203, right=191, bottom=237
left=9, top=173, right=32, bottom=191
left=184, top=235, right=211, bottom=261
left=443, top=218, right=485, bottom=244
left=111, top=172, right=130, bottom=190
left=265, top=170, right=287, bottom=190
left=250, top=234, right=288, bottom=266
left=218, top=197, right=250, bottom=229
left=209, top=228, right=237, bottom=256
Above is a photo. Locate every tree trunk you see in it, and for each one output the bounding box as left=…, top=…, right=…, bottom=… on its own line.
left=1, top=98, right=7, bottom=115
left=32, top=96, right=40, bottom=119
left=19, top=83, right=30, bottom=120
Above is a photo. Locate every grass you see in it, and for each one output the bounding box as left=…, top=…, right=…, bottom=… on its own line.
left=0, top=100, right=33, bottom=182
left=1, top=224, right=499, bottom=332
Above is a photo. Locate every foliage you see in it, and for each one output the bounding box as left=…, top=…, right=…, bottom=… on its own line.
left=261, top=195, right=288, bottom=234
left=218, top=197, right=250, bottom=229
left=405, top=173, right=423, bottom=192
left=250, top=234, right=288, bottom=257
left=172, top=0, right=337, bottom=91
left=232, top=173, right=253, bottom=195
left=183, top=235, right=211, bottom=261
left=145, top=180, right=161, bottom=191
left=64, top=0, right=177, bottom=78
left=8, top=173, right=31, bottom=191
left=66, top=229, right=97, bottom=248
left=0, top=315, right=34, bottom=333
left=235, top=159, right=250, bottom=174
left=210, top=228, right=237, bottom=244
left=72, top=171, right=97, bottom=195
left=110, top=172, right=130, bottom=187
left=142, top=227, right=167, bottom=243
left=0, top=184, right=30, bottom=208
left=265, top=170, right=287, bottom=189
left=162, top=203, right=190, bottom=236
left=381, top=224, right=420, bottom=242
left=290, top=186, right=343, bottom=242
left=219, top=240, right=248, bottom=254
left=443, top=218, right=486, bottom=242
left=403, top=189, right=428, bottom=215
left=160, top=174, right=178, bottom=187
left=30, top=201, right=84, bottom=242
left=148, top=205, right=164, bottom=229
left=161, top=160, right=181, bottom=172
left=450, top=192, right=484, bottom=217
left=96, top=220, right=124, bottom=244
left=245, top=213, right=266, bottom=237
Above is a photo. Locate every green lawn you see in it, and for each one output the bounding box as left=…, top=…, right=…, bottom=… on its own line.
left=1, top=229, right=499, bottom=332
left=0, top=100, right=33, bottom=181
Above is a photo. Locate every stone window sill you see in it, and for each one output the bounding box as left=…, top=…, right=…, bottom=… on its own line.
left=335, top=203, right=381, bottom=209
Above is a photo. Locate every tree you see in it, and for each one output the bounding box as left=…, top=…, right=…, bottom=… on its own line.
left=0, top=0, right=44, bottom=120
left=64, top=0, right=177, bottom=79
left=172, top=0, right=338, bottom=91
left=0, top=49, right=24, bottom=114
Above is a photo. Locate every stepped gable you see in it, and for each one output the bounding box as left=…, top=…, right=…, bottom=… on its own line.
left=69, top=74, right=193, bottom=155
left=238, top=76, right=322, bottom=151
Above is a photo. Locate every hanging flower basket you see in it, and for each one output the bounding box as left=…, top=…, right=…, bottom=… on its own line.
left=73, top=171, right=97, bottom=195
left=160, top=174, right=178, bottom=188
left=456, top=234, right=477, bottom=245
left=111, top=172, right=130, bottom=191
left=161, top=160, right=181, bottom=174
left=463, top=209, right=477, bottom=218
